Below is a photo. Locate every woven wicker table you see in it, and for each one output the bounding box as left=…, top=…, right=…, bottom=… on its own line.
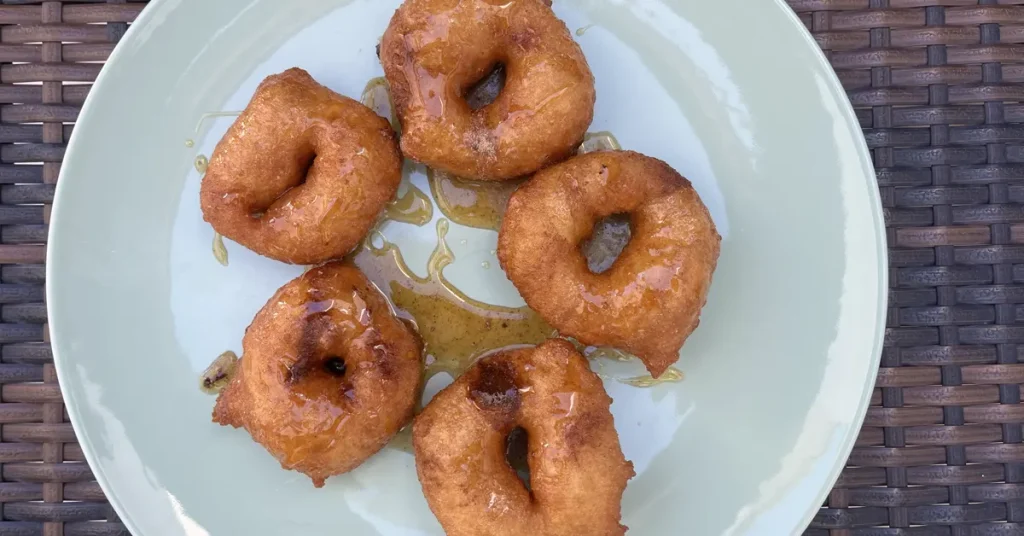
left=0, top=1, right=1021, bottom=535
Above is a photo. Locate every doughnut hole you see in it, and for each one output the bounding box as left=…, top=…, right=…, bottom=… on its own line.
left=467, top=359, right=533, bottom=491
left=581, top=213, right=633, bottom=274
left=248, top=151, right=315, bottom=219
left=286, top=349, right=354, bottom=402
left=252, top=133, right=340, bottom=221
left=504, top=426, right=531, bottom=491
left=465, top=64, right=507, bottom=111
left=323, top=356, right=347, bottom=376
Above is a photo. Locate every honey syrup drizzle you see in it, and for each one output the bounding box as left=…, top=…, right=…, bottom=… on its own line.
left=427, top=170, right=523, bottom=231
left=200, top=350, right=239, bottom=395
left=361, top=77, right=401, bottom=133
left=587, top=347, right=685, bottom=386
left=575, top=24, right=596, bottom=37
left=191, top=111, right=229, bottom=267
left=361, top=80, right=433, bottom=227
left=617, top=368, right=685, bottom=387
left=194, top=154, right=209, bottom=174
left=386, top=175, right=434, bottom=226
left=578, top=131, right=622, bottom=155
left=193, top=154, right=227, bottom=267
left=212, top=233, right=229, bottom=266
left=351, top=219, right=555, bottom=383
left=194, top=111, right=243, bottom=135
left=389, top=426, right=415, bottom=454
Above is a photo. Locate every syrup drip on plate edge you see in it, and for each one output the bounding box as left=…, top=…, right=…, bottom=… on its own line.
left=200, top=350, right=239, bottom=395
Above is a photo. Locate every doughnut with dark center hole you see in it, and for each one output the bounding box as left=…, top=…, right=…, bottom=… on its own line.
left=379, top=0, right=595, bottom=181
left=498, top=151, right=721, bottom=378
left=213, top=262, right=423, bottom=487
left=200, top=68, right=402, bottom=264
left=413, top=339, right=633, bottom=535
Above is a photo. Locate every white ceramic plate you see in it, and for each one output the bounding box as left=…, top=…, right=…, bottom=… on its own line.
left=47, top=0, right=886, bottom=534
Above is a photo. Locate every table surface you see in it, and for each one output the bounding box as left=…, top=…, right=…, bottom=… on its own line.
left=0, top=1, right=1021, bottom=535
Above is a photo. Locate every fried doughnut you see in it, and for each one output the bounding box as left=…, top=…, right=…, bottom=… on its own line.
left=379, top=0, right=595, bottom=181
left=200, top=68, right=402, bottom=264
left=213, top=262, right=423, bottom=487
left=498, top=151, right=721, bottom=378
left=414, top=339, right=633, bottom=536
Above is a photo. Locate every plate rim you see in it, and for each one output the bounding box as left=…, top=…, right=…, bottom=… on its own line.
left=44, top=0, right=889, bottom=534
left=771, top=4, right=889, bottom=535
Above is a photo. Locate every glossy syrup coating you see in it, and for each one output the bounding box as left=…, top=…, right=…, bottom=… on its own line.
left=498, top=151, right=721, bottom=378
left=213, top=262, right=423, bottom=488
left=414, top=339, right=633, bottom=536
left=200, top=68, right=402, bottom=264
left=379, top=0, right=595, bottom=181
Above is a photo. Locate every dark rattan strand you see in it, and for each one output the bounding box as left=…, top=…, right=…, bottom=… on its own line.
left=791, top=0, right=1024, bottom=534
left=0, top=2, right=142, bottom=535
left=0, top=0, right=1019, bottom=535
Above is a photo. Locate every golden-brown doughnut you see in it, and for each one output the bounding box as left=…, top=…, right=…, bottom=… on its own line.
left=379, top=0, right=595, bottom=181
left=498, top=151, right=721, bottom=377
left=414, top=339, right=633, bottom=536
left=200, top=68, right=401, bottom=264
left=213, top=262, right=423, bottom=487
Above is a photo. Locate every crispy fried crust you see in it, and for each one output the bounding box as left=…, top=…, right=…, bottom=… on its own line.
left=379, top=0, right=594, bottom=181
left=414, top=339, right=633, bottom=536
left=200, top=68, right=402, bottom=264
left=498, top=151, right=721, bottom=377
left=213, top=262, right=423, bottom=487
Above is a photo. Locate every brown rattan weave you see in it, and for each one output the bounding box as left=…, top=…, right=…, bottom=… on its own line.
left=0, top=0, right=1019, bottom=534
left=794, top=1, right=1024, bottom=534
left=0, top=3, right=141, bottom=535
